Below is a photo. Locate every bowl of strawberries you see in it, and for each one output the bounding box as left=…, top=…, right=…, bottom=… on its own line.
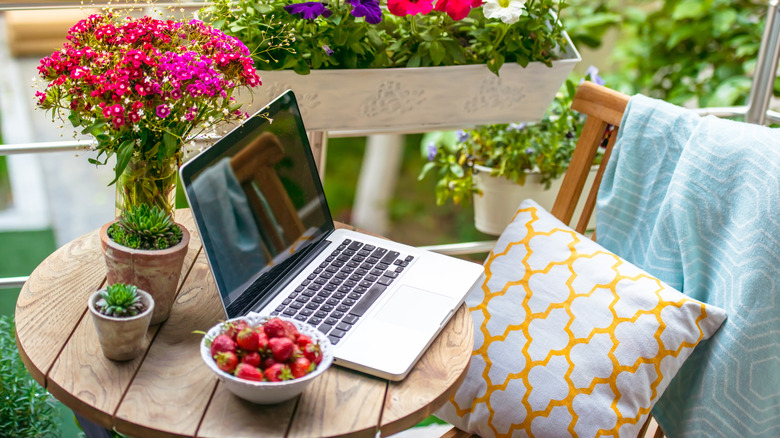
left=200, top=315, right=333, bottom=404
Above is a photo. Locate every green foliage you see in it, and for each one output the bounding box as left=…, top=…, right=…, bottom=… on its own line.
left=0, top=315, right=60, bottom=437
left=202, top=0, right=571, bottom=75
left=610, top=0, right=765, bottom=107
left=0, top=156, right=11, bottom=211
left=559, top=0, right=622, bottom=49
left=419, top=73, right=597, bottom=205
left=108, top=203, right=183, bottom=250
left=96, top=283, right=145, bottom=317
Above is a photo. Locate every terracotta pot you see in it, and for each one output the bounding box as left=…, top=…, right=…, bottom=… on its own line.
left=100, top=221, right=190, bottom=325
left=89, top=288, right=154, bottom=361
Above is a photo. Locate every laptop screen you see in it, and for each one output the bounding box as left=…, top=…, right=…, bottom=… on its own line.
left=181, top=91, right=334, bottom=314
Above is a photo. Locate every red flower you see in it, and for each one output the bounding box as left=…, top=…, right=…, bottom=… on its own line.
left=388, top=0, right=434, bottom=16
left=434, top=0, right=482, bottom=20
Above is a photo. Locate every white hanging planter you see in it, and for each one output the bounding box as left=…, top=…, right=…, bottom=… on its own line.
left=472, top=164, right=597, bottom=235
left=239, top=33, right=580, bottom=134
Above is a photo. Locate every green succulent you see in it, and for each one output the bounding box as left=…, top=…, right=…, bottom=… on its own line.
left=108, top=203, right=183, bottom=250
left=96, top=283, right=146, bottom=317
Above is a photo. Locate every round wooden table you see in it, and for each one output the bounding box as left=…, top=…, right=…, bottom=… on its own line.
left=15, top=210, right=474, bottom=438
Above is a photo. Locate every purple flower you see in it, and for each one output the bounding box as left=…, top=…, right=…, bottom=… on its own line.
left=156, top=104, right=171, bottom=118
left=284, top=2, right=333, bottom=19
left=582, top=65, right=605, bottom=86
left=456, top=130, right=470, bottom=143
left=347, top=0, right=383, bottom=24
left=426, top=142, right=438, bottom=161
left=525, top=148, right=534, bottom=155
left=508, top=122, right=526, bottom=131
left=323, top=44, right=334, bottom=56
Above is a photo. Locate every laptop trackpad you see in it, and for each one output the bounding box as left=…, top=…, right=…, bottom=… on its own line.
left=374, top=285, right=454, bottom=330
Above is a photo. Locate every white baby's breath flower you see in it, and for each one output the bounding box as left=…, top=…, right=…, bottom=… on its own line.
left=133, top=124, right=140, bottom=132
left=483, top=0, right=526, bottom=24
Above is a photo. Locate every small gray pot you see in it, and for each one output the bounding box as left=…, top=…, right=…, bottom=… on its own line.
left=88, top=288, right=155, bottom=361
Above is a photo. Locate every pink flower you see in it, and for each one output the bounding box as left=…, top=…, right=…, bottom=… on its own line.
left=156, top=104, right=171, bottom=118
left=434, top=0, right=482, bottom=20
left=388, top=0, right=434, bottom=16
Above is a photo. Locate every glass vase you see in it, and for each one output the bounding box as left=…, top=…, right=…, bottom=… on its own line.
left=115, top=157, right=178, bottom=219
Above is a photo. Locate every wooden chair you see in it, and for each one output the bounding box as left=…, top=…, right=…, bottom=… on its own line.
left=438, top=81, right=666, bottom=438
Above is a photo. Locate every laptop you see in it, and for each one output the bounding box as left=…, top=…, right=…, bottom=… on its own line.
left=180, top=90, right=484, bottom=381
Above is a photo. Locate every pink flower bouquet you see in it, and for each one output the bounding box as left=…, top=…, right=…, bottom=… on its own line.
left=35, top=13, right=261, bottom=215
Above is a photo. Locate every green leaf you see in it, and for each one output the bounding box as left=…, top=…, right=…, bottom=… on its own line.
left=430, top=41, right=446, bottom=65
left=449, top=163, right=464, bottom=178
left=487, top=51, right=505, bottom=75
left=162, top=132, right=178, bottom=161
left=110, top=139, right=135, bottom=185
left=672, top=0, right=706, bottom=20
left=407, top=53, right=422, bottom=68
left=68, top=111, right=82, bottom=127
left=418, top=161, right=437, bottom=180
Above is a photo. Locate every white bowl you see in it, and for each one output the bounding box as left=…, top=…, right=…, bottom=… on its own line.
left=200, top=315, right=334, bottom=404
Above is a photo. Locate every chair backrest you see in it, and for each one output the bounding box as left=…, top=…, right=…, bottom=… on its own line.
left=551, top=81, right=630, bottom=234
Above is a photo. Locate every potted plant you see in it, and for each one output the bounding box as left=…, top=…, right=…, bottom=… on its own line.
left=33, top=11, right=262, bottom=218
left=202, top=0, right=581, bottom=133
left=88, top=283, right=155, bottom=361
left=100, top=203, right=189, bottom=325
left=418, top=69, right=605, bottom=234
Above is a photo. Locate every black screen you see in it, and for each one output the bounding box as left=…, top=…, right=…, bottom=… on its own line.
left=181, top=91, right=333, bottom=313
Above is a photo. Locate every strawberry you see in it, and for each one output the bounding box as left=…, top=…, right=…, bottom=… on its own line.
left=236, top=327, right=259, bottom=351
left=281, top=319, right=300, bottom=341
left=210, top=334, right=237, bottom=357
left=256, top=331, right=270, bottom=353
left=290, top=356, right=314, bottom=379
left=214, top=351, right=239, bottom=373
left=242, top=351, right=262, bottom=367
left=268, top=336, right=294, bottom=362
left=296, top=334, right=313, bottom=349
left=234, top=363, right=263, bottom=381
left=224, top=319, right=249, bottom=340
left=263, top=317, right=286, bottom=339
left=303, top=342, right=323, bottom=365
left=262, top=356, right=278, bottom=370
left=264, top=363, right=293, bottom=382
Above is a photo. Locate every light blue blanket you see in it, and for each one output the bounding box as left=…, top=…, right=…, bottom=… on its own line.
left=597, top=94, right=780, bottom=436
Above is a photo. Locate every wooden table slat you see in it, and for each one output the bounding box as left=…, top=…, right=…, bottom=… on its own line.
left=196, top=387, right=297, bottom=438
left=15, top=230, right=107, bottom=386
left=114, top=249, right=223, bottom=437
left=289, top=366, right=387, bottom=438
left=380, top=305, right=474, bottom=436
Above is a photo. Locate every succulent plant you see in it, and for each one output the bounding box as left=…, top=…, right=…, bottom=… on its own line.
left=108, top=203, right=183, bottom=250
left=96, top=283, right=146, bottom=317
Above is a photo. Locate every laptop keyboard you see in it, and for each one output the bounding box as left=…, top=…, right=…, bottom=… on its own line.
left=270, top=238, right=414, bottom=345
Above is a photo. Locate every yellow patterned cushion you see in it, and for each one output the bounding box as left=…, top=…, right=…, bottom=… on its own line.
left=436, top=199, right=727, bottom=437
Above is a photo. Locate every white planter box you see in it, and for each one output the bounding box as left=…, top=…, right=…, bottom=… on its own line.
left=239, top=34, right=580, bottom=134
